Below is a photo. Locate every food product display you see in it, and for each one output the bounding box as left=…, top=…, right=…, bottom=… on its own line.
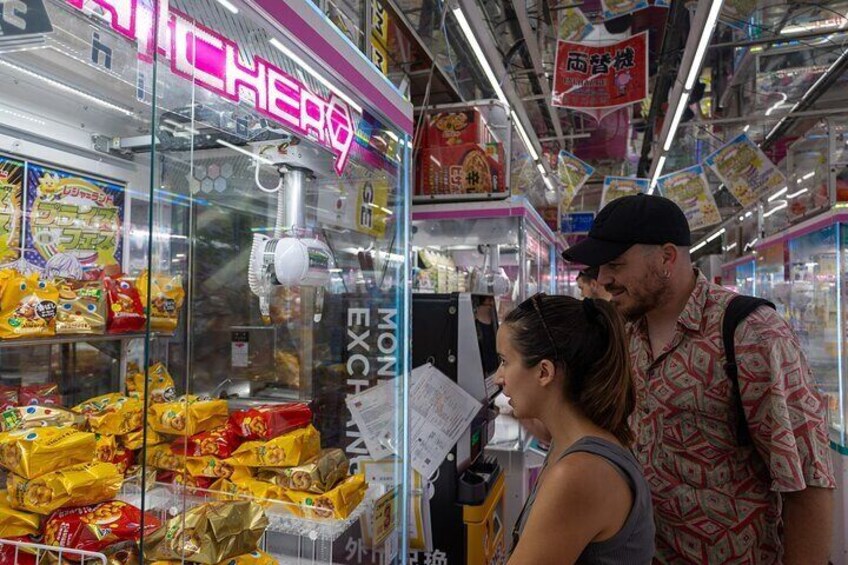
left=226, top=424, right=321, bottom=468
left=55, top=279, right=106, bottom=335
left=73, top=393, right=144, bottom=436
left=0, top=272, right=59, bottom=339
left=94, top=433, right=117, bottom=463
left=257, top=447, right=348, bottom=494
left=7, top=461, right=123, bottom=514
left=111, top=446, right=135, bottom=475
left=119, top=426, right=163, bottom=450
left=184, top=455, right=234, bottom=479
left=138, top=270, right=186, bottom=333
left=0, top=427, right=95, bottom=479
left=104, top=276, right=146, bottom=334
left=282, top=474, right=367, bottom=520
left=43, top=500, right=160, bottom=554
left=19, top=383, right=61, bottom=407
left=0, top=405, right=84, bottom=432
left=171, top=423, right=240, bottom=459
left=229, top=403, right=312, bottom=441
left=128, top=362, right=177, bottom=404
left=0, top=535, right=38, bottom=565
left=0, top=490, right=41, bottom=537
left=0, top=385, right=18, bottom=411
left=143, top=501, right=269, bottom=564
left=145, top=444, right=181, bottom=472
left=148, top=395, right=229, bottom=436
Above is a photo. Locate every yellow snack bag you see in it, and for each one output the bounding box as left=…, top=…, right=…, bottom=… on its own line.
left=94, top=433, right=117, bottom=463
left=225, top=425, right=320, bottom=468
left=138, top=270, right=185, bottom=333
left=0, top=273, right=59, bottom=338
left=0, top=489, right=41, bottom=537
left=145, top=443, right=181, bottom=472
left=129, top=362, right=177, bottom=404
left=7, top=461, right=122, bottom=514
left=73, top=394, right=144, bottom=435
left=282, top=474, right=366, bottom=520
left=210, top=476, right=284, bottom=505
left=55, top=279, right=106, bottom=335
left=0, top=427, right=95, bottom=479
left=0, top=405, right=85, bottom=432
left=118, top=426, right=163, bottom=451
left=148, top=395, right=229, bottom=436
left=185, top=456, right=234, bottom=479
left=150, top=550, right=279, bottom=565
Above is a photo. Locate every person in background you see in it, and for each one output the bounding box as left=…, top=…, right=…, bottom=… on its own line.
left=499, top=293, right=654, bottom=564
left=576, top=267, right=612, bottom=301
left=562, top=194, right=835, bottom=564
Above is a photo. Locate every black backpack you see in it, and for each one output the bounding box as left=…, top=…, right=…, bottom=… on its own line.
left=722, top=295, right=776, bottom=445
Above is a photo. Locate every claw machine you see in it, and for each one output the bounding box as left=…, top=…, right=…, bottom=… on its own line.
left=0, top=0, right=412, bottom=562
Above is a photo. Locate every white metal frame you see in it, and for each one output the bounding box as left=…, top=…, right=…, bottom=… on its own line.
left=0, top=538, right=107, bottom=564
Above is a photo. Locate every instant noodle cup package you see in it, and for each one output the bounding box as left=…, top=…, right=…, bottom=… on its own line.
left=143, top=500, right=268, bottom=564
left=7, top=461, right=123, bottom=514
left=229, top=403, right=312, bottom=441
left=0, top=405, right=85, bottom=433
left=94, top=433, right=117, bottom=463
left=138, top=270, right=185, bottom=333
left=55, top=279, right=106, bottom=335
left=225, top=425, right=320, bottom=468
left=104, top=276, right=146, bottom=334
left=0, top=490, right=40, bottom=537
left=148, top=396, right=229, bottom=436
left=128, top=362, right=177, bottom=404
left=257, top=448, right=348, bottom=494
left=0, top=427, right=95, bottom=479
left=19, top=383, right=61, bottom=406
left=43, top=500, right=160, bottom=555
left=0, top=273, right=59, bottom=339
left=171, top=424, right=240, bottom=459
left=282, top=474, right=367, bottom=520
left=73, top=393, right=144, bottom=436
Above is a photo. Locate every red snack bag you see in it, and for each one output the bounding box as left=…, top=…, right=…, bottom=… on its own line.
left=43, top=500, right=160, bottom=556
left=0, top=536, right=38, bottom=565
left=0, top=385, right=18, bottom=411
left=155, top=470, right=214, bottom=494
left=19, top=383, right=61, bottom=406
left=170, top=423, right=240, bottom=459
left=111, top=446, right=135, bottom=475
left=229, top=403, right=312, bottom=441
left=104, top=277, right=146, bottom=334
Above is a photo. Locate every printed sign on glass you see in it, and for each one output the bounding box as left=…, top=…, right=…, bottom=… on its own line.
left=557, top=149, right=594, bottom=209
left=600, top=176, right=648, bottom=208
left=657, top=164, right=721, bottom=231
left=704, top=133, right=786, bottom=207
left=0, top=157, right=23, bottom=264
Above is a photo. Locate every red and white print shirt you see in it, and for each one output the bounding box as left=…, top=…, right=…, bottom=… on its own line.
left=629, top=272, right=835, bottom=564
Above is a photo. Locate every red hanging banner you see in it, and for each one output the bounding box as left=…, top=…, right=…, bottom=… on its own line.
left=552, top=32, right=648, bottom=122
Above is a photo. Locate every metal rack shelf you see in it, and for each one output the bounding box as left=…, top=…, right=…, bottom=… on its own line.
left=0, top=332, right=167, bottom=349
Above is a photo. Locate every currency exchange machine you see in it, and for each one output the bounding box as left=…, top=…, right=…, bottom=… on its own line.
left=412, top=293, right=506, bottom=564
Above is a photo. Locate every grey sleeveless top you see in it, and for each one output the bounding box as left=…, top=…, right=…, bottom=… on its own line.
left=511, top=436, right=655, bottom=564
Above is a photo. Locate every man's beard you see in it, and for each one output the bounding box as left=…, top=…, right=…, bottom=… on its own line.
left=609, top=267, right=670, bottom=322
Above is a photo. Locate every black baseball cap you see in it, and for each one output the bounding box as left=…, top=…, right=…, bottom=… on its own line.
left=562, top=194, right=691, bottom=267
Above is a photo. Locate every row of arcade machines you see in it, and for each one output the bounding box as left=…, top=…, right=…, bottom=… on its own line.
left=409, top=198, right=558, bottom=564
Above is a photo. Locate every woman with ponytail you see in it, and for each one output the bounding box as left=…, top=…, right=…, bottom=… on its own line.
left=499, top=293, right=654, bottom=564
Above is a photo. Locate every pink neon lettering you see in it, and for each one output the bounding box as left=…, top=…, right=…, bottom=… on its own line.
left=301, top=90, right=326, bottom=142
left=267, top=68, right=300, bottom=128
left=225, top=44, right=267, bottom=109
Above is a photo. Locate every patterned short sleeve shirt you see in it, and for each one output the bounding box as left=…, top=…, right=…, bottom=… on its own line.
left=629, top=271, right=835, bottom=564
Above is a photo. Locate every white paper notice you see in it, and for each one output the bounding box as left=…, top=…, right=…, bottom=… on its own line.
left=346, top=364, right=483, bottom=479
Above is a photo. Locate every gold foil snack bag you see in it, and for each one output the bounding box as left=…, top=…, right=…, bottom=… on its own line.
left=73, top=394, right=144, bottom=436
left=7, top=461, right=122, bottom=514
left=129, top=362, right=177, bottom=404
left=257, top=448, right=348, bottom=493
left=55, top=279, right=106, bottom=335
left=143, top=501, right=268, bottom=564
left=283, top=474, right=367, bottom=520
left=0, top=427, right=95, bottom=479
left=0, top=406, right=85, bottom=432
left=0, top=273, right=59, bottom=338
left=148, top=396, right=229, bottom=436
left=118, top=426, right=163, bottom=451
left=138, top=270, right=185, bottom=333
left=225, top=425, right=320, bottom=468
left=0, top=490, right=40, bottom=537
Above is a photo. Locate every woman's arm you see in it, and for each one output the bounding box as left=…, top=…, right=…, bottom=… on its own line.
left=508, top=453, right=631, bottom=565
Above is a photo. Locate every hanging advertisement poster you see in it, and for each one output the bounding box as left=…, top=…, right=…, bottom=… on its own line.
left=552, top=32, right=648, bottom=122
left=557, top=150, right=594, bottom=208
left=25, top=163, right=124, bottom=278
left=657, top=164, right=722, bottom=231
left=601, top=176, right=649, bottom=208
left=601, top=0, right=649, bottom=20
left=704, top=133, right=786, bottom=208
left=0, top=157, right=23, bottom=264
left=558, top=7, right=593, bottom=42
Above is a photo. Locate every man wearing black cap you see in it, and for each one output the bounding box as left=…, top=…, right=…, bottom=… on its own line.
left=563, top=194, right=835, bottom=564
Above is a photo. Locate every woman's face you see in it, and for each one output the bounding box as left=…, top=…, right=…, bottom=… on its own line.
left=495, top=324, right=546, bottom=419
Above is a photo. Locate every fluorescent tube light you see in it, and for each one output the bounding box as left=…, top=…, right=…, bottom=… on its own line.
left=512, top=110, right=539, bottom=161
left=684, top=0, right=724, bottom=90
left=764, top=201, right=788, bottom=217
left=663, top=100, right=688, bottom=152
left=787, top=188, right=809, bottom=199
left=706, top=228, right=726, bottom=242
left=690, top=240, right=708, bottom=253
left=269, top=38, right=363, bottom=114
left=767, top=186, right=788, bottom=201
left=536, top=163, right=546, bottom=175
left=0, top=60, right=134, bottom=116
left=215, top=0, right=239, bottom=14
left=453, top=8, right=508, bottom=104
left=802, top=171, right=815, bottom=180
left=543, top=176, right=555, bottom=191
left=649, top=154, right=667, bottom=194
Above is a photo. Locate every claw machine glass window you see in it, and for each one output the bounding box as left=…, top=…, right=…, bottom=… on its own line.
left=0, top=0, right=411, bottom=562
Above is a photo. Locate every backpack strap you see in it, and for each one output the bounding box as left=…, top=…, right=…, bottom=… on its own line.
left=722, top=295, right=776, bottom=445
